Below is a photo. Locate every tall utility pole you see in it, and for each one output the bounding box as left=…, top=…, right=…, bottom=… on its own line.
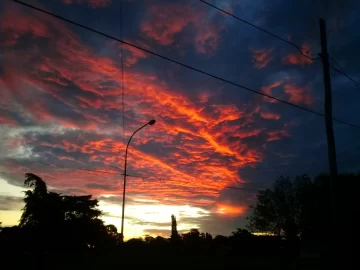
left=319, top=18, right=338, bottom=210
left=319, top=18, right=339, bottom=265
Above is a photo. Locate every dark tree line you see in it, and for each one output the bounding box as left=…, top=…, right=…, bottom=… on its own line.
left=0, top=172, right=356, bottom=258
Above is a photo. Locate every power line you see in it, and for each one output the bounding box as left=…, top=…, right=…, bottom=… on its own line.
left=119, top=0, right=126, bottom=144
left=330, top=57, right=360, bottom=89
left=199, top=0, right=317, bottom=61
left=49, top=167, right=143, bottom=178
left=11, top=0, right=360, bottom=130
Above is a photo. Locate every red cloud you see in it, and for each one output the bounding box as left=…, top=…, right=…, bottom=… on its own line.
left=140, top=3, right=224, bottom=54
left=140, top=4, right=195, bottom=46
left=194, top=22, right=224, bottom=55
left=61, top=0, right=111, bottom=8
left=282, top=44, right=313, bottom=65
left=122, top=43, right=148, bottom=67
left=0, top=114, right=17, bottom=126
left=261, top=80, right=283, bottom=103
left=283, top=83, right=312, bottom=105
left=250, top=48, right=274, bottom=68
left=261, top=80, right=311, bottom=105
left=260, top=112, right=280, bottom=120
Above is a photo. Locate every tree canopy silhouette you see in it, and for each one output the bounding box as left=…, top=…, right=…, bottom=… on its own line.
left=247, top=173, right=356, bottom=241
left=17, top=173, right=119, bottom=250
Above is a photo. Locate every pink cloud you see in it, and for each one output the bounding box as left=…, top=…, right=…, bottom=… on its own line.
left=250, top=48, right=274, bottom=68
left=282, top=43, right=313, bottom=65
left=283, top=83, right=312, bottom=105
left=261, top=80, right=283, bottom=103
left=260, top=112, right=280, bottom=120
left=261, top=80, right=311, bottom=105
left=122, top=43, right=148, bottom=67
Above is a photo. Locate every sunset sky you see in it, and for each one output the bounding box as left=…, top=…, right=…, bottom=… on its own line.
left=1, top=0, right=360, bottom=239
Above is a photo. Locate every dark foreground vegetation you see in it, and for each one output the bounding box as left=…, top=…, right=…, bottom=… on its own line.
left=0, top=173, right=355, bottom=269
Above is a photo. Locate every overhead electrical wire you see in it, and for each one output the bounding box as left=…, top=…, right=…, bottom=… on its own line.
left=119, top=0, right=126, bottom=145
left=330, top=57, right=360, bottom=89
left=11, top=0, right=360, bottom=130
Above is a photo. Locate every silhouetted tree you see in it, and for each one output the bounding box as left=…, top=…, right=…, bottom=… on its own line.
left=247, top=173, right=356, bottom=242
left=17, top=173, right=118, bottom=250
left=144, top=235, right=155, bottom=243
left=247, top=175, right=312, bottom=239
left=170, top=214, right=180, bottom=242
left=214, top=235, right=228, bottom=244
left=230, top=228, right=253, bottom=239
left=205, top=232, right=213, bottom=242
left=182, top=228, right=204, bottom=246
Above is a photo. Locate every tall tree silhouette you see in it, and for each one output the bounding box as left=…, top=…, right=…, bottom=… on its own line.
left=246, top=174, right=356, bottom=241
left=18, top=173, right=117, bottom=250
left=170, top=214, right=180, bottom=242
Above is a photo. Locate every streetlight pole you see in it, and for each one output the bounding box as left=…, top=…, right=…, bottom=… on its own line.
left=120, top=119, right=156, bottom=241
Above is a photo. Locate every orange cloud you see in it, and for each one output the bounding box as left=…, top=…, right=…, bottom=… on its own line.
left=140, top=3, right=224, bottom=54
left=283, top=83, right=312, bottom=105
left=250, top=48, right=274, bottom=68
left=216, top=203, right=248, bottom=217
left=260, top=112, right=280, bottom=120
left=282, top=44, right=313, bottom=65
left=61, top=0, right=111, bottom=8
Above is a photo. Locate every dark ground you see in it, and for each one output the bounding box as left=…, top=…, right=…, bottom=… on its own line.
left=2, top=252, right=321, bottom=270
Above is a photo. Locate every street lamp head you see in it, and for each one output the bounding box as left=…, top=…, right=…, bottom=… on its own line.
left=148, top=119, right=156, bottom=125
